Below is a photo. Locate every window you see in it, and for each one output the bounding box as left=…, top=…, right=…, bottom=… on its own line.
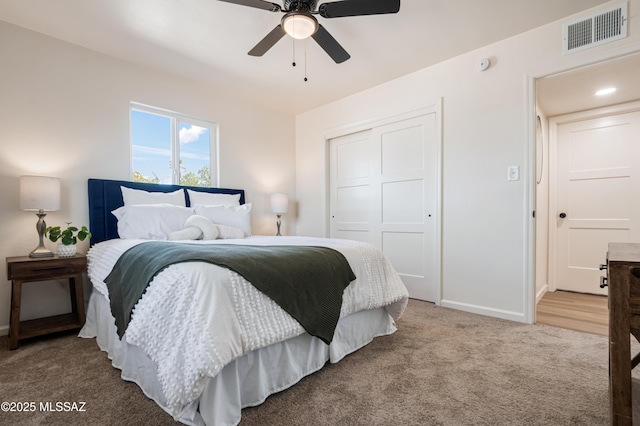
left=130, top=103, right=218, bottom=187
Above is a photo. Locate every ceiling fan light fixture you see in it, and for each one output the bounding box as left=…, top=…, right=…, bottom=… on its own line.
left=282, top=12, right=318, bottom=39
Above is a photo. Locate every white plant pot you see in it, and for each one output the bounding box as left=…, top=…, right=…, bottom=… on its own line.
left=57, top=243, right=77, bottom=257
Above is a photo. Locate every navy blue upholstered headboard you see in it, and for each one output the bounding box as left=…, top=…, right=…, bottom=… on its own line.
left=88, top=178, right=245, bottom=245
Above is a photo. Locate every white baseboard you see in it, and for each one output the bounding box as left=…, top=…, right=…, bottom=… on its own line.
left=0, top=325, right=8, bottom=336
left=536, top=284, right=549, bottom=304
left=440, top=299, right=526, bottom=323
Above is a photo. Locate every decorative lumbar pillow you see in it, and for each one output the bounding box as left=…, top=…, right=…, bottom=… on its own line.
left=194, top=203, right=252, bottom=236
left=168, top=227, right=203, bottom=241
left=168, top=215, right=220, bottom=241
left=215, top=224, right=245, bottom=240
left=186, top=189, right=240, bottom=206
left=121, top=186, right=186, bottom=206
left=186, top=215, right=219, bottom=240
left=112, top=204, right=194, bottom=239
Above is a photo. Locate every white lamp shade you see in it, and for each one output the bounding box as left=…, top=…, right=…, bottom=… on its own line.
left=20, top=176, right=61, bottom=211
left=282, top=14, right=318, bottom=39
left=271, top=193, right=289, bottom=214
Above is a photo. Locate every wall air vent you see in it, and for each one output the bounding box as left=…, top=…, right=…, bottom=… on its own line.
left=562, top=2, right=628, bottom=55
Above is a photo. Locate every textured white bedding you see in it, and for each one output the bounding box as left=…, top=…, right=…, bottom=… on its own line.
left=82, top=236, right=409, bottom=424
left=81, top=291, right=397, bottom=426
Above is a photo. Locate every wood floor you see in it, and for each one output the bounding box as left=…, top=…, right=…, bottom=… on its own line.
left=536, top=290, right=608, bottom=336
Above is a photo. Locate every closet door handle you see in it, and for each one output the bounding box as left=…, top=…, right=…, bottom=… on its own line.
left=559, top=212, right=567, bottom=218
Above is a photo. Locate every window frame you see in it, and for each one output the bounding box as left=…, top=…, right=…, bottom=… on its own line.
left=129, top=102, right=219, bottom=186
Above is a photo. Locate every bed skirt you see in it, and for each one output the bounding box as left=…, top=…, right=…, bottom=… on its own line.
left=79, top=290, right=397, bottom=426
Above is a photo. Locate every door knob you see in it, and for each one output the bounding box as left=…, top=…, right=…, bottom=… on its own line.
left=559, top=212, right=567, bottom=218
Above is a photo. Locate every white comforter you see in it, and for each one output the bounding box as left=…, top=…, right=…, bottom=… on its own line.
left=87, top=236, right=408, bottom=419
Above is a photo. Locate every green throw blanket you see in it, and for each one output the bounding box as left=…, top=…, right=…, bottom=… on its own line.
left=104, top=242, right=356, bottom=344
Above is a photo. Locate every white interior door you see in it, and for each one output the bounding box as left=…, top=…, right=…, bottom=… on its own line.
left=554, top=109, right=640, bottom=295
left=330, top=113, right=440, bottom=302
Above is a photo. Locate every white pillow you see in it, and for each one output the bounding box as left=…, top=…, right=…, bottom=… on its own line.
left=121, top=186, right=186, bottom=206
left=112, top=204, right=194, bottom=239
left=186, top=189, right=240, bottom=206
left=194, top=203, right=252, bottom=236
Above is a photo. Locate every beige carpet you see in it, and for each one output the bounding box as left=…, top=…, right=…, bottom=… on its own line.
left=0, top=299, right=619, bottom=425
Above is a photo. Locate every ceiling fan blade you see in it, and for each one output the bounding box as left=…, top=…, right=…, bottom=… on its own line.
left=319, top=0, right=400, bottom=18
left=311, top=24, right=350, bottom=64
left=217, top=0, right=281, bottom=12
left=248, top=25, right=287, bottom=56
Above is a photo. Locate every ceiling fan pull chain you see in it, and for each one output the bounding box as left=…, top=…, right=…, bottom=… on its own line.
left=304, top=39, right=308, bottom=82
left=292, top=38, right=296, bottom=67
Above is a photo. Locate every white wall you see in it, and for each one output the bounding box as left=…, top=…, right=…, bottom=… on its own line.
left=295, top=0, right=640, bottom=322
left=0, top=21, right=296, bottom=334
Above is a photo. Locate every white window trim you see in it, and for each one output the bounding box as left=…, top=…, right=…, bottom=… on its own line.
left=130, top=102, right=219, bottom=186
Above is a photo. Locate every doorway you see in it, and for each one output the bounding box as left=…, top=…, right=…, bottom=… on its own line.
left=535, top=53, right=640, bottom=327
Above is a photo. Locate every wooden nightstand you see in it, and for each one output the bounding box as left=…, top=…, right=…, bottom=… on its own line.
left=6, top=254, right=87, bottom=350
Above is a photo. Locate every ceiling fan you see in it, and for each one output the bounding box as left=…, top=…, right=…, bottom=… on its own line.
left=218, top=0, right=401, bottom=63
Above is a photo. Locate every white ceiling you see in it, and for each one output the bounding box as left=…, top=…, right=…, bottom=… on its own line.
left=0, top=0, right=612, bottom=115
left=537, top=53, right=640, bottom=117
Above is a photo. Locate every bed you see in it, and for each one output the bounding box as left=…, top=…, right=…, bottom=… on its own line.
left=79, top=178, right=409, bottom=426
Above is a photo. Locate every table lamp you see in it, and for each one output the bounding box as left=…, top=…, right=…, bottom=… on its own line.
left=20, top=176, right=61, bottom=257
left=270, top=193, right=288, bottom=236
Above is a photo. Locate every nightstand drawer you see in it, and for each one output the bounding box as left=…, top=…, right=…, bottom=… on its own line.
left=7, top=255, right=87, bottom=280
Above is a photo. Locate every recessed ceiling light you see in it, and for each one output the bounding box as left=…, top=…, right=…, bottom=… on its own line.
left=595, top=87, right=617, bottom=96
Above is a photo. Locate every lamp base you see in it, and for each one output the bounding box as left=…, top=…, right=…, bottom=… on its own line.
left=29, top=210, right=54, bottom=257
left=276, top=214, right=282, bottom=237
left=29, top=246, right=54, bottom=258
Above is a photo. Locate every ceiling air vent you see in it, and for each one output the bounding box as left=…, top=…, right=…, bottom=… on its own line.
left=562, top=2, right=628, bottom=55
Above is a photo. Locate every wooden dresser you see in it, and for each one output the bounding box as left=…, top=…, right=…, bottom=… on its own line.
left=607, top=242, right=640, bottom=425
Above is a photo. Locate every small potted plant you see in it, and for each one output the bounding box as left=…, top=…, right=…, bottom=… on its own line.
left=45, top=222, right=92, bottom=257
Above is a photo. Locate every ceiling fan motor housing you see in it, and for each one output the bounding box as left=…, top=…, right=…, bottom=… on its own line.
left=283, top=0, right=318, bottom=12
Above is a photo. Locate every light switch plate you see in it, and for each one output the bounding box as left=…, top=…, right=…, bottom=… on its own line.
left=507, top=166, right=520, bottom=181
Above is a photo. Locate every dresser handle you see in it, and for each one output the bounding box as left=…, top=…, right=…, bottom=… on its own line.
left=600, top=276, right=608, bottom=288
